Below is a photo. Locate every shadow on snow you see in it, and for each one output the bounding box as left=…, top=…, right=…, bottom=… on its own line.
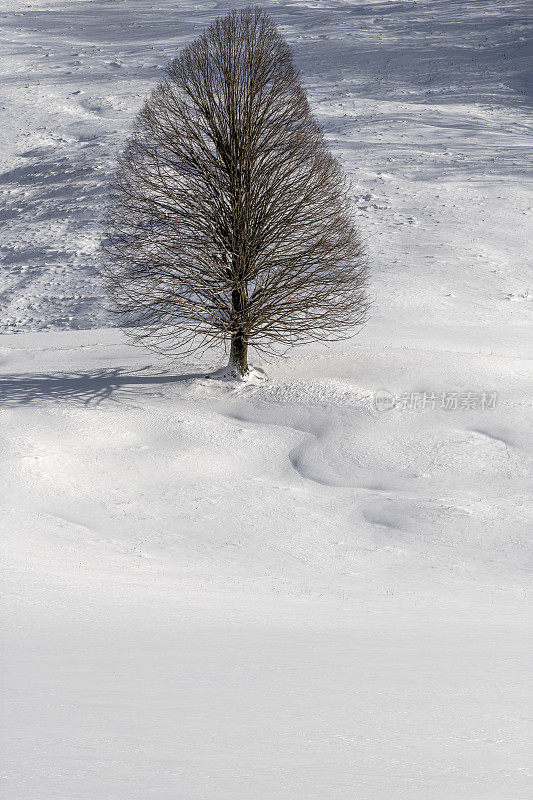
left=0, top=368, right=203, bottom=407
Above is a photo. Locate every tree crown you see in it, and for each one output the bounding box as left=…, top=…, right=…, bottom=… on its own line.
left=104, top=6, right=368, bottom=367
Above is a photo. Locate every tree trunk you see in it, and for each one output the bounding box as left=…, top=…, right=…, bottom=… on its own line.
left=229, top=284, right=248, bottom=377
left=228, top=330, right=248, bottom=377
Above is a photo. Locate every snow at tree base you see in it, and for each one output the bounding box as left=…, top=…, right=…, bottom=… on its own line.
left=1, top=2, right=531, bottom=799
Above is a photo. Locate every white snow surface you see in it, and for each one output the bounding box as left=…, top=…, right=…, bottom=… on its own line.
left=1, top=1, right=532, bottom=798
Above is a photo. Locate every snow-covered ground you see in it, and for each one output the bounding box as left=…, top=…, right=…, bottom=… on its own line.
left=1, top=1, right=531, bottom=798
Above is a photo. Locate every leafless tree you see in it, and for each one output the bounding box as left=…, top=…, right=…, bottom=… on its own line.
left=103, top=6, right=368, bottom=377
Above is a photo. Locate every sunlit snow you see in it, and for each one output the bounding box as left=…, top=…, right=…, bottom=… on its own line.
left=1, top=1, right=531, bottom=798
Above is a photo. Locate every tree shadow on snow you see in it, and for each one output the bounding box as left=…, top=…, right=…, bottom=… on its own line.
left=0, top=368, right=204, bottom=407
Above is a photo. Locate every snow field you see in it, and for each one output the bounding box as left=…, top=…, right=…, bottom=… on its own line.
left=1, top=322, right=530, bottom=798
left=1, top=0, right=532, bottom=797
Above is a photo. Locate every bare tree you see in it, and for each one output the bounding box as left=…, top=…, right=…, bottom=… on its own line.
left=103, top=6, right=368, bottom=377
